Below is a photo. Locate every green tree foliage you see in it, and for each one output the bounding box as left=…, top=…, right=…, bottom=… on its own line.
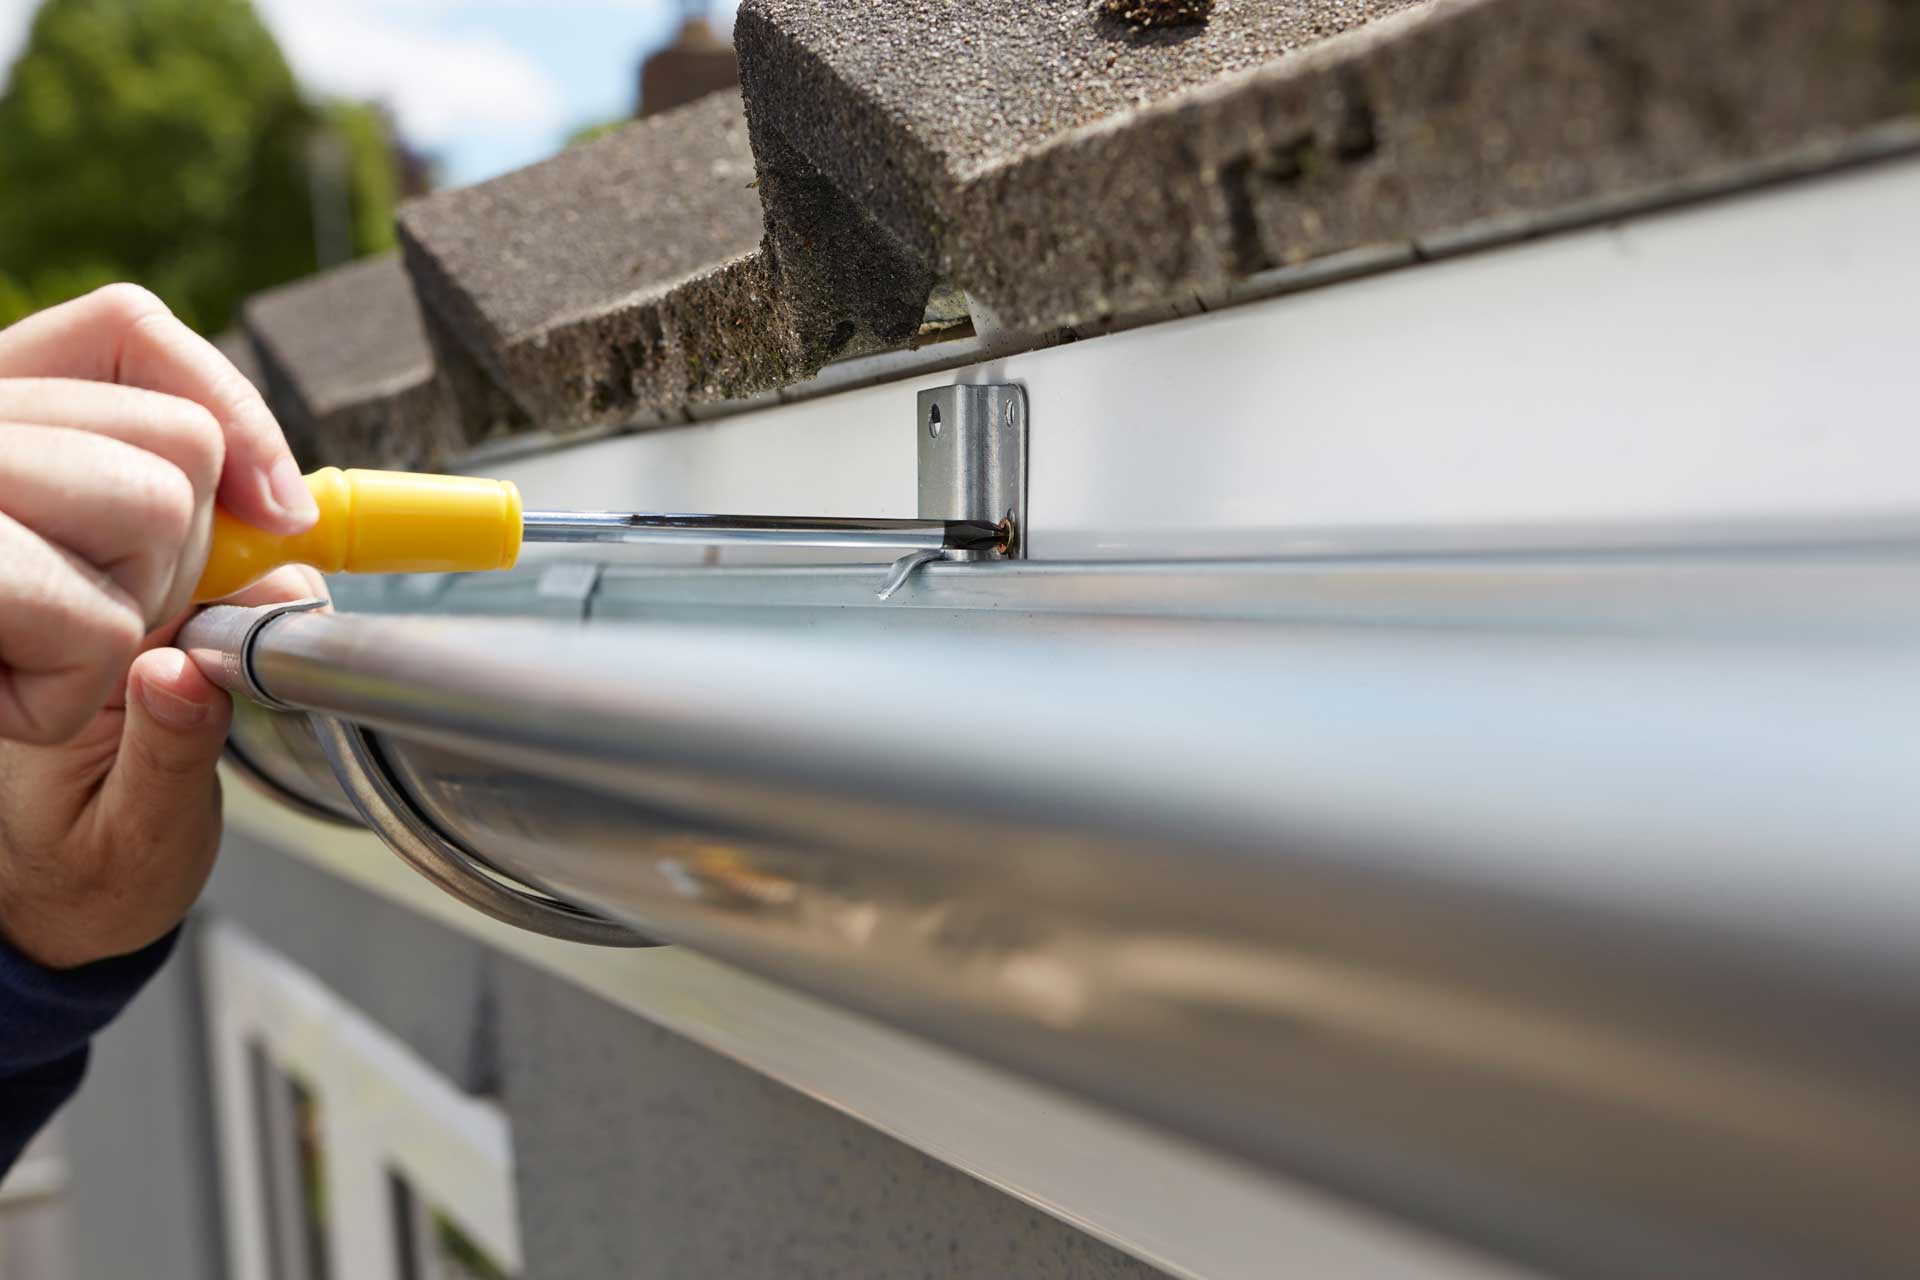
left=565, top=117, right=628, bottom=148
left=0, top=0, right=399, bottom=332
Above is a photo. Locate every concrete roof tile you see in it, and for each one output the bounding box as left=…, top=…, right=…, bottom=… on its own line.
left=396, top=91, right=781, bottom=435
left=241, top=253, right=462, bottom=469
left=739, top=0, right=1920, bottom=335
left=239, top=1, right=1920, bottom=457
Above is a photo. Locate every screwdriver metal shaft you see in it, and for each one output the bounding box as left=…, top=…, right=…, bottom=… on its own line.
left=522, top=511, right=1008, bottom=554
left=195, top=468, right=1013, bottom=603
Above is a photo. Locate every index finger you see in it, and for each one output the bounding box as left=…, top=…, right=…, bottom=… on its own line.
left=97, top=566, right=334, bottom=717
left=0, top=284, right=318, bottom=535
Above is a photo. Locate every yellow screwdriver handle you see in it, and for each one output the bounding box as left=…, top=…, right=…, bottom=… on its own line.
left=193, top=467, right=524, bottom=602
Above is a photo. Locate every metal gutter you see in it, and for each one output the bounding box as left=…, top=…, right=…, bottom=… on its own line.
left=186, top=563, right=1920, bottom=1280
left=199, top=153, right=1920, bottom=1278
left=217, top=782, right=1533, bottom=1280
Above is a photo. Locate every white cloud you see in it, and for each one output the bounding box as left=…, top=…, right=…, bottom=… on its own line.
left=0, top=0, right=35, bottom=78
left=254, top=0, right=566, bottom=147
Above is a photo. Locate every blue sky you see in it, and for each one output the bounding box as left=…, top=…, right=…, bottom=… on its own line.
left=0, top=0, right=740, bottom=188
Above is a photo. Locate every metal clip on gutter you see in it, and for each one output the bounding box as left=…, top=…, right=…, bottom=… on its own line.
left=308, top=715, right=651, bottom=946
left=184, top=602, right=655, bottom=948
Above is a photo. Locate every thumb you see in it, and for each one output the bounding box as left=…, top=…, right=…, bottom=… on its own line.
left=106, top=646, right=232, bottom=838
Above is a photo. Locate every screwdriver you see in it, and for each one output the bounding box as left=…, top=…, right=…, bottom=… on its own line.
left=193, top=467, right=1008, bottom=602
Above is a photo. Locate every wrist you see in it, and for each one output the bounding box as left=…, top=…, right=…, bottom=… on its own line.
left=0, top=887, right=161, bottom=971
left=0, top=925, right=181, bottom=1076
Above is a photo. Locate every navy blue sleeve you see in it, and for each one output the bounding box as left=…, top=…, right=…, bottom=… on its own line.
left=0, top=929, right=177, bottom=1175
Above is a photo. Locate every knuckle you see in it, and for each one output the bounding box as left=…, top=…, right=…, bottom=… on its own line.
left=103, top=598, right=144, bottom=657
left=14, top=641, right=129, bottom=746
left=18, top=546, right=143, bottom=655
left=88, top=282, right=168, bottom=325
left=118, top=726, right=172, bottom=781
left=208, top=365, right=271, bottom=435
left=0, top=533, right=143, bottom=743
left=125, top=456, right=197, bottom=548
left=29, top=698, right=94, bottom=746
left=126, top=721, right=217, bottom=789
left=72, top=599, right=145, bottom=685
left=9, top=699, right=81, bottom=746
left=167, top=400, right=225, bottom=494
left=65, top=571, right=146, bottom=665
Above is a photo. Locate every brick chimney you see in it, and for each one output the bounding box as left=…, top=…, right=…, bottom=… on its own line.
left=638, top=2, right=740, bottom=118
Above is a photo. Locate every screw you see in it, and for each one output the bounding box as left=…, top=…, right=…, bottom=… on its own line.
left=928, top=404, right=942, bottom=438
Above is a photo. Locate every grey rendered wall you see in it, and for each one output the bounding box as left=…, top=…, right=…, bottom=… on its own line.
left=494, top=957, right=1169, bottom=1280
left=62, top=917, right=227, bottom=1280
left=64, top=833, right=1171, bottom=1280
left=202, top=831, right=499, bottom=1092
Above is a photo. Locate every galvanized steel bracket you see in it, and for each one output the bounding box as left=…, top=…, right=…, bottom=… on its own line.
left=917, top=383, right=1027, bottom=559
left=882, top=384, right=1026, bottom=600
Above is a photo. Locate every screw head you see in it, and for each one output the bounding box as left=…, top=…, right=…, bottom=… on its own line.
left=928, top=404, right=942, bottom=438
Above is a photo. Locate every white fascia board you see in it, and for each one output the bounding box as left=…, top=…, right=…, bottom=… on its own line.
left=492, top=154, right=1920, bottom=566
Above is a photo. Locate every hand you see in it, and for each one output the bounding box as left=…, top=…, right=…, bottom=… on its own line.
left=0, top=285, right=325, bottom=969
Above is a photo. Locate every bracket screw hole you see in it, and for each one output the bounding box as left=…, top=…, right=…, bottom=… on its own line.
left=1005, top=400, right=1018, bottom=428
left=928, top=404, right=942, bottom=438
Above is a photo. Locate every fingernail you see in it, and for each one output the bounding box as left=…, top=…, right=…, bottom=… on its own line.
left=137, top=674, right=210, bottom=729
left=265, top=456, right=319, bottom=528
